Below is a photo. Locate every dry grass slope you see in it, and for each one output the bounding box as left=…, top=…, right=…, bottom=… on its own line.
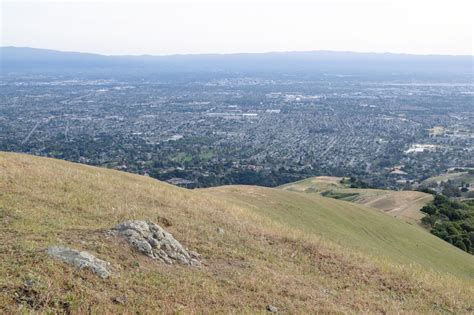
left=1, top=153, right=473, bottom=313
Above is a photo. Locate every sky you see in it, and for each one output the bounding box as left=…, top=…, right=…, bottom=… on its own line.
left=1, top=0, right=473, bottom=56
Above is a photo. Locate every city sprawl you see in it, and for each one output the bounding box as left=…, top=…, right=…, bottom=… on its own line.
left=1, top=73, right=472, bottom=188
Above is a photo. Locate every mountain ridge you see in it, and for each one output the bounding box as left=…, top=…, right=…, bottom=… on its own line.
left=3, top=45, right=474, bottom=58
left=2, top=46, right=472, bottom=75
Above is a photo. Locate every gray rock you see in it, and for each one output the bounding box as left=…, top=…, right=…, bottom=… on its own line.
left=112, top=220, right=201, bottom=266
left=131, top=238, right=153, bottom=255
left=147, top=237, right=157, bottom=247
left=266, top=305, right=278, bottom=313
left=188, top=250, right=200, bottom=259
left=47, top=246, right=111, bottom=278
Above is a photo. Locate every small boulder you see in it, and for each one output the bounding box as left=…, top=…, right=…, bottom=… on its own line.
left=47, top=246, right=111, bottom=278
left=111, top=220, right=200, bottom=266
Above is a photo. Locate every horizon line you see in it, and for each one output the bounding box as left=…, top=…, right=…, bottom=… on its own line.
left=3, top=46, right=473, bottom=58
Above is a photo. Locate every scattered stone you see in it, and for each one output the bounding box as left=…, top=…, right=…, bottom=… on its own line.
left=47, top=246, right=111, bottom=278
left=266, top=304, right=279, bottom=313
left=111, top=220, right=201, bottom=266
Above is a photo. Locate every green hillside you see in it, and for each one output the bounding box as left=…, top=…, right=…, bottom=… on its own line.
left=280, top=176, right=433, bottom=224
left=0, top=152, right=473, bottom=313
left=206, top=185, right=473, bottom=278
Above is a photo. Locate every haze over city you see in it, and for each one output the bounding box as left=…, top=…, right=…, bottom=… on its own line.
left=2, top=0, right=473, bottom=56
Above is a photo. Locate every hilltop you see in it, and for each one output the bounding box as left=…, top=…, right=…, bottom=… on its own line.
left=0, top=152, right=473, bottom=313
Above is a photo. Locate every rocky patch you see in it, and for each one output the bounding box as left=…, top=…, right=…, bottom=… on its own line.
left=47, top=246, right=111, bottom=278
left=111, top=220, right=200, bottom=266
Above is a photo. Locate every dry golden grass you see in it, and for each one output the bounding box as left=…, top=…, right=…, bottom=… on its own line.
left=1, top=152, right=473, bottom=313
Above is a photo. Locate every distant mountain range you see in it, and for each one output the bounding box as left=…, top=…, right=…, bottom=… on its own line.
left=1, top=46, right=473, bottom=76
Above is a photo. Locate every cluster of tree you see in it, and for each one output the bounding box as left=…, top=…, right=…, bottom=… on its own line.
left=422, top=177, right=473, bottom=198
left=441, top=181, right=462, bottom=198
left=416, top=187, right=437, bottom=195
left=420, top=195, right=474, bottom=254
left=340, top=177, right=370, bottom=189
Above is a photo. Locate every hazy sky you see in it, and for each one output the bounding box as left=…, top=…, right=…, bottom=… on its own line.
left=1, top=0, right=473, bottom=55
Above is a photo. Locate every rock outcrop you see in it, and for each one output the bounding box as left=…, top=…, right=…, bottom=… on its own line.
left=111, top=220, right=200, bottom=266
left=47, top=246, right=111, bottom=278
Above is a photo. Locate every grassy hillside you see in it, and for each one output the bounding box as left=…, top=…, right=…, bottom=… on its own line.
left=206, top=185, right=472, bottom=277
left=279, top=176, right=345, bottom=193
left=1, top=153, right=473, bottom=313
left=280, top=176, right=433, bottom=224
